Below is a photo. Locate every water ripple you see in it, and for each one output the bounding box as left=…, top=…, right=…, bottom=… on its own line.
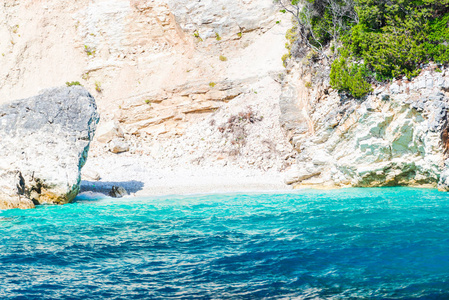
left=2, top=188, right=449, bottom=299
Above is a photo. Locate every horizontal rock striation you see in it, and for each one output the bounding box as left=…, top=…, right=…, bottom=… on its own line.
left=0, top=86, right=99, bottom=209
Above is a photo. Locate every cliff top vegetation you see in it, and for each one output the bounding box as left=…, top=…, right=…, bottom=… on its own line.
left=277, top=0, right=449, bottom=97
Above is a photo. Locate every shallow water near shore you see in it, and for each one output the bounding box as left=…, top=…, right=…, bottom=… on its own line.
left=2, top=188, right=449, bottom=299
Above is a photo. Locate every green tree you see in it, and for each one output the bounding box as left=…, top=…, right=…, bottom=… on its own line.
left=277, top=0, right=449, bottom=97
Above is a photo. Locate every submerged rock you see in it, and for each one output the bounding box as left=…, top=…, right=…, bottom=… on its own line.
left=0, top=86, right=99, bottom=209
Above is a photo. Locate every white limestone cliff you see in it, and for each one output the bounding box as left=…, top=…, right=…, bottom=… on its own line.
left=281, top=63, right=449, bottom=190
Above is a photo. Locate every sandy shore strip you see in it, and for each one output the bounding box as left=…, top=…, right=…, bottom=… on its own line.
left=80, top=156, right=292, bottom=198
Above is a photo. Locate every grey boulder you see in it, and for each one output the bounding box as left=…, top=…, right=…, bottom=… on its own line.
left=0, top=86, right=99, bottom=209
left=109, top=185, right=128, bottom=198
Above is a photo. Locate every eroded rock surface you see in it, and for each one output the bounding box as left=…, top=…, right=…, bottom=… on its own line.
left=282, top=64, right=449, bottom=190
left=0, top=86, right=99, bottom=209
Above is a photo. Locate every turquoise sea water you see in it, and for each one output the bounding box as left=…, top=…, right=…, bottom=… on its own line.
left=2, top=188, right=449, bottom=299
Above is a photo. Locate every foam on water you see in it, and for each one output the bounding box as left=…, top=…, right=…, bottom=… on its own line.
left=2, top=188, right=449, bottom=299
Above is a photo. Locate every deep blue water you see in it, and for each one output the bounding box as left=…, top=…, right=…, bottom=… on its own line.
left=2, top=188, right=449, bottom=299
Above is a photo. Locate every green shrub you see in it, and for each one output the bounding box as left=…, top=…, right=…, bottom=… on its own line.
left=282, top=54, right=290, bottom=67
left=219, top=55, right=228, bottom=61
left=346, top=1, right=449, bottom=80
left=84, top=45, right=96, bottom=56
left=193, top=31, right=203, bottom=42
left=425, top=13, right=449, bottom=64
left=348, top=24, right=425, bottom=80
left=282, top=26, right=298, bottom=67
left=95, top=81, right=102, bottom=92
left=330, top=57, right=372, bottom=98
left=66, top=81, right=82, bottom=87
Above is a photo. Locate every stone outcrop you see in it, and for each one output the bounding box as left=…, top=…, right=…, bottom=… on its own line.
left=281, top=64, right=449, bottom=190
left=0, top=86, right=99, bottom=209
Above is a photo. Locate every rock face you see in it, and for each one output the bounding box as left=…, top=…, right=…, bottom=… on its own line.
left=281, top=64, right=449, bottom=189
left=0, top=86, right=99, bottom=209
left=0, top=0, right=286, bottom=139
left=166, top=0, right=276, bottom=38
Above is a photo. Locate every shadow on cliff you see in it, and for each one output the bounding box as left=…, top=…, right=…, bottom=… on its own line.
left=78, top=180, right=145, bottom=196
